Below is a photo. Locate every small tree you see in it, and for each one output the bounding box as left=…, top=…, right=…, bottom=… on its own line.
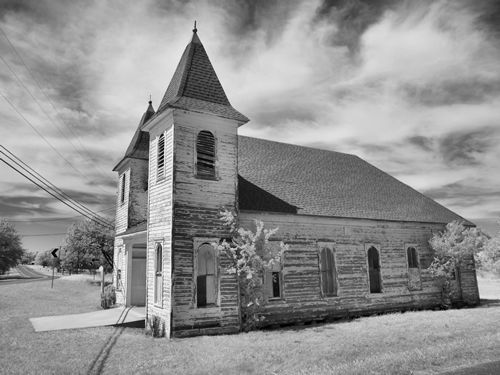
left=62, top=220, right=114, bottom=274
left=476, top=227, right=500, bottom=275
left=428, top=221, right=486, bottom=306
left=0, top=219, right=24, bottom=274
left=35, top=250, right=60, bottom=268
left=215, top=209, right=287, bottom=331
left=21, top=250, right=37, bottom=264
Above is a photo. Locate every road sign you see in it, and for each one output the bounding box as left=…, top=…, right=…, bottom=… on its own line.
left=51, top=248, right=58, bottom=258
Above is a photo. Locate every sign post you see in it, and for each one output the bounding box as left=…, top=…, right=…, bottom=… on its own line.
left=51, top=248, right=59, bottom=289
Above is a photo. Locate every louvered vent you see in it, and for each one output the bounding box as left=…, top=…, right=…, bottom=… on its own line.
left=196, top=130, right=216, bottom=178
left=157, top=133, right=165, bottom=179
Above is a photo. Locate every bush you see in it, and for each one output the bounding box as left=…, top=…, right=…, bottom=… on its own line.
left=100, top=285, right=116, bottom=309
left=146, top=315, right=165, bottom=338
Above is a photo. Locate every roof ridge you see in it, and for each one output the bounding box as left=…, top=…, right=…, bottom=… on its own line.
left=238, top=135, right=355, bottom=158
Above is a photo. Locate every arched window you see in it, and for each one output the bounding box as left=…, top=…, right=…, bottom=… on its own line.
left=197, top=243, right=217, bottom=307
left=319, top=247, right=338, bottom=297
left=407, top=247, right=419, bottom=268
left=155, top=243, right=163, bottom=305
left=196, top=130, right=215, bottom=178
left=368, top=246, right=382, bottom=293
left=157, top=133, right=165, bottom=179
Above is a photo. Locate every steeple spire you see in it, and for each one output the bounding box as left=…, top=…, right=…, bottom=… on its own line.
left=156, top=28, right=248, bottom=123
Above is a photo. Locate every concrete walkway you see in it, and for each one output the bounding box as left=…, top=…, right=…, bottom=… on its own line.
left=30, top=306, right=145, bottom=332
left=440, top=360, right=500, bottom=375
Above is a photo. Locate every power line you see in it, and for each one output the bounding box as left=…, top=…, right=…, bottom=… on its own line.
left=8, top=207, right=115, bottom=223
left=20, top=232, right=67, bottom=237
left=0, top=153, right=113, bottom=229
left=0, top=25, right=113, bottom=182
left=0, top=92, right=106, bottom=187
left=0, top=146, right=112, bottom=226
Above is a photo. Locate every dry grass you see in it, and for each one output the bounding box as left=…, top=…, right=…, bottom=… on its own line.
left=1, top=276, right=500, bottom=374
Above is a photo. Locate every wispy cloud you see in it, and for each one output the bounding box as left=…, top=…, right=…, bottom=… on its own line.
left=0, top=0, right=499, bottom=251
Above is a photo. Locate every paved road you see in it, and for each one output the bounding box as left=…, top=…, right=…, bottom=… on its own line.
left=0, top=265, right=58, bottom=285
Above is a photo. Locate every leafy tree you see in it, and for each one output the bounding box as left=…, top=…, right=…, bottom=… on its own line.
left=215, top=209, right=287, bottom=331
left=428, top=220, right=486, bottom=305
left=0, top=219, right=25, bottom=274
left=61, top=220, right=114, bottom=273
left=35, top=250, right=60, bottom=268
left=21, top=250, right=37, bottom=264
left=476, top=224, right=500, bottom=275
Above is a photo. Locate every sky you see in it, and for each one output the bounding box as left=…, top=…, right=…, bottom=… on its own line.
left=0, top=0, right=499, bottom=252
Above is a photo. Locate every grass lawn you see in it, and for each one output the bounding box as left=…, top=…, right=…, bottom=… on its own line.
left=1, top=276, right=500, bottom=374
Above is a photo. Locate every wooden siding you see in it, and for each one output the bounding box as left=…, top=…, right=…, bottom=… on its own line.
left=239, top=211, right=479, bottom=325
left=170, top=110, right=240, bottom=337
left=145, top=115, right=175, bottom=337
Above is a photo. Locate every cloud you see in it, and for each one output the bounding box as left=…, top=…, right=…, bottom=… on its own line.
left=1, top=0, right=499, bottom=251
left=438, top=127, right=497, bottom=166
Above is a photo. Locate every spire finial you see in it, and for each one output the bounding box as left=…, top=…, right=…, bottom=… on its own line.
left=148, top=94, right=152, bottom=105
left=193, top=20, right=197, bottom=33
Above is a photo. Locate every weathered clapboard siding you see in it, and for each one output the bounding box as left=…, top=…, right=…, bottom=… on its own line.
left=239, top=211, right=479, bottom=326
left=169, top=110, right=240, bottom=337
left=113, top=238, right=126, bottom=304
left=127, top=159, right=148, bottom=227
left=145, top=111, right=175, bottom=337
left=114, top=168, right=129, bottom=235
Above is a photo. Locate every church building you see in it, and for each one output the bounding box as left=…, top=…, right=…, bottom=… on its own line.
left=112, top=27, right=479, bottom=338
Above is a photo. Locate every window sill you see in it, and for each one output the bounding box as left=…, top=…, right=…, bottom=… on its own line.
left=321, top=295, right=340, bottom=299
left=195, top=175, right=218, bottom=181
left=266, top=298, right=286, bottom=304
left=194, top=306, right=220, bottom=312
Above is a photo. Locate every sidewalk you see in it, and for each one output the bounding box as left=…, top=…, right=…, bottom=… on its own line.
left=440, top=360, right=500, bottom=375
left=30, top=306, right=145, bottom=332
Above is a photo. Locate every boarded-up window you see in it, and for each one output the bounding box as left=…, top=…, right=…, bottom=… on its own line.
left=319, top=247, right=338, bottom=297
left=196, top=130, right=215, bottom=178
left=197, top=243, right=217, bottom=307
left=157, top=133, right=165, bottom=179
left=264, top=262, right=282, bottom=299
left=368, top=246, right=382, bottom=293
left=407, top=247, right=419, bottom=268
left=120, top=174, right=126, bottom=204
left=155, top=243, right=163, bottom=305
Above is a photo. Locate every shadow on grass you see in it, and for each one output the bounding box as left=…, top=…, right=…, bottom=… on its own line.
left=86, top=306, right=143, bottom=375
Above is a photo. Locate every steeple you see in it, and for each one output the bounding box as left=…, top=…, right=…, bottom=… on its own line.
left=113, top=100, right=156, bottom=170
left=156, top=28, right=248, bottom=123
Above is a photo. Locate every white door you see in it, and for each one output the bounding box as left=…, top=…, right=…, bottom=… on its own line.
left=131, top=257, right=146, bottom=306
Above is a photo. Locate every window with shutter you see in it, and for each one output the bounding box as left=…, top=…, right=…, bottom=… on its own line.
left=368, top=246, right=382, bottom=293
left=319, top=247, right=338, bottom=297
left=264, top=262, right=282, bottom=300
left=120, top=173, right=126, bottom=204
left=407, top=247, right=419, bottom=268
left=196, top=130, right=216, bottom=178
left=157, top=133, right=165, bottom=180
left=155, top=243, right=163, bottom=305
left=197, top=243, right=217, bottom=307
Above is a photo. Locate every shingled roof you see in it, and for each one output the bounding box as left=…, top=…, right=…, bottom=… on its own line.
left=113, top=101, right=155, bottom=171
left=238, top=136, right=470, bottom=225
left=155, top=31, right=248, bottom=123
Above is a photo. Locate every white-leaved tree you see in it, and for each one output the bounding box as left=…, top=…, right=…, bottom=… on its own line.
left=215, top=209, right=287, bottom=331
left=428, top=220, right=486, bottom=305
left=476, top=222, right=500, bottom=276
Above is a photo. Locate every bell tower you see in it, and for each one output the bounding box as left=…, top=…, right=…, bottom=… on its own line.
left=142, top=27, right=248, bottom=337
